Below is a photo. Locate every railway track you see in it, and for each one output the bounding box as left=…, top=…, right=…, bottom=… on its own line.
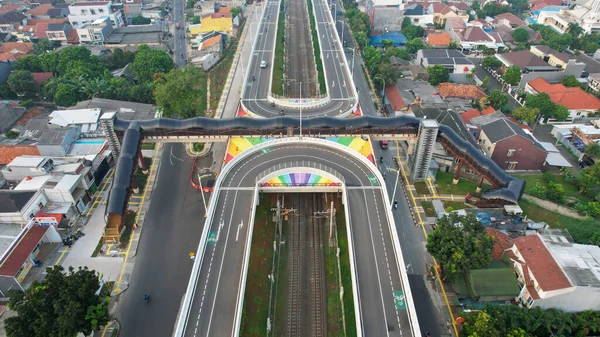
left=285, top=0, right=318, bottom=97
left=285, top=194, right=306, bottom=337
left=309, top=193, right=326, bottom=337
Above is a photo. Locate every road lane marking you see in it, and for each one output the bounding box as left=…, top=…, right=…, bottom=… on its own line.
left=235, top=220, right=244, bottom=241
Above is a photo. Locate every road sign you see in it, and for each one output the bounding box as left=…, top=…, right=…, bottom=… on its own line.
left=207, top=231, right=218, bottom=245
left=394, top=290, right=406, bottom=310
left=368, top=174, right=380, bottom=186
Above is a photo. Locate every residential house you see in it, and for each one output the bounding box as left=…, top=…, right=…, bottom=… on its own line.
left=0, top=102, right=26, bottom=134
left=460, top=106, right=499, bottom=138
left=104, top=24, right=168, bottom=47
left=587, top=73, right=600, bottom=92
left=76, top=16, right=113, bottom=44
left=190, top=12, right=233, bottom=35
left=0, top=144, right=40, bottom=166
left=429, top=2, right=469, bottom=26
left=67, top=1, right=125, bottom=29
left=1, top=156, right=55, bottom=182
left=436, top=83, right=487, bottom=100
left=525, top=77, right=600, bottom=121
left=0, top=190, right=48, bottom=224
left=530, top=45, right=570, bottom=69
left=526, top=5, right=564, bottom=24
left=426, top=32, right=453, bottom=48
left=35, top=128, right=80, bottom=157
left=446, top=18, right=504, bottom=52
left=495, top=49, right=559, bottom=73
left=14, top=174, right=93, bottom=214
left=110, top=63, right=135, bottom=82
left=365, top=0, right=404, bottom=31
left=25, top=4, right=54, bottom=19
left=537, top=1, right=600, bottom=34
left=508, top=231, right=600, bottom=312
left=492, top=12, right=526, bottom=27
left=384, top=84, right=407, bottom=115
left=402, top=4, right=434, bottom=27
left=31, top=72, right=52, bottom=86
left=45, top=23, right=72, bottom=42
left=493, top=24, right=542, bottom=49
left=416, top=49, right=475, bottom=74
left=0, top=11, right=27, bottom=34
left=48, top=108, right=102, bottom=134
left=479, top=118, right=547, bottom=170
left=46, top=4, right=70, bottom=19
left=0, top=42, right=34, bottom=62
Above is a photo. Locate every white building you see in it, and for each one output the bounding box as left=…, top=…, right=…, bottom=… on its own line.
left=0, top=190, right=49, bottom=224
left=75, top=17, right=113, bottom=44
left=537, top=0, right=600, bottom=35
left=507, top=230, right=600, bottom=312
left=68, top=1, right=125, bottom=29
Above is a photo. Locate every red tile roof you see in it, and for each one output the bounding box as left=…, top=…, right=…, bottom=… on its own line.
left=71, top=1, right=109, bottom=6
left=0, top=4, right=21, bottom=13
left=437, top=83, right=487, bottom=99
left=0, top=42, right=34, bottom=62
left=0, top=145, right=40, bottom=165
left=67, top=29, right=79, bottom=43
left=28, top=18, right=67, bottom=25
left=34, top=23, right=49, bottom=38
left=492, top=12, right=526, bottom=26
left=427, top=32, right=453, bottom=46
left=202, top=35, right=221, bottom=49
left=513, top=235, right=572, bottom=291
left=385, top=84, right=406, bottom=111
left=462, top=26, right=491, bottom=42
left=461, top=106, right=496, bottom=124
left=528, top=77, right=600, bottom=110
left=26, top=4, right=54, bottom=16
left=31, top=72, right=52, bottom=86
left=486, top=228, right=513, bottom=260
left=0, top=225, right=49, bottom=277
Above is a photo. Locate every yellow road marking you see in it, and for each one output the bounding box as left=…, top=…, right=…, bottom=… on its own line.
left=395, top=141, right=459, bottom=337
left=54, top=247, right=69, bottom=266
left=426, top=177, right=437, bottom=197
left=101, top=321, right=113, bottom=337
left=113, top=145, right=160, bottom=293
left=86, top=170, right=115, bottom=217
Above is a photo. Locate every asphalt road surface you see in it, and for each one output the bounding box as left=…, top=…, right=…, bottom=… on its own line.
left=241, top=0, right=356, bottom=117
left=182, top=142, right=413, bottom=337
left=285, top=0, right=318, bottom=97
left=117, top=144, right=214, bottom=337
left=173, top=0, right=188, bottom=67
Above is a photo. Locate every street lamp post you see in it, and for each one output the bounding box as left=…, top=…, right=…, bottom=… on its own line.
left=300, top=81, right=303, bottom=139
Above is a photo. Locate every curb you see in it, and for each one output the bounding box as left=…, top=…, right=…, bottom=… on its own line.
left=184, top=142, right=213, bottom=157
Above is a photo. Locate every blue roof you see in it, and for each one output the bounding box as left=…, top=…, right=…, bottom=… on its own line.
left=369, top=32, right=408, bottom=47
left=532, top=6, right=563, bottom=15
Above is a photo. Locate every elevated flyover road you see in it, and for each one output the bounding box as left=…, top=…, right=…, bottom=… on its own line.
left=241, top=0, right=357, bottom=117
left=177, top=138, right=419, bottom=337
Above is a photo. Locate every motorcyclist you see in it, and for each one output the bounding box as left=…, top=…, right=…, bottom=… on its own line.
left=394, top=200, right=398, bottom=209
left=144, top=294, right=150, bottom=303
left=380, top=156, right=383, bottom=163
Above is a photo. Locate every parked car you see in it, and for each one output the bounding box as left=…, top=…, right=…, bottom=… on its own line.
left=379, top=140, right=389, bottom=149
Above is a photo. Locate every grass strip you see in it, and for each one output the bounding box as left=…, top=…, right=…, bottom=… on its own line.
left=325, top=225, right=342, bottom=336
left=272, top=0, right=286, bottom=96
left=337, top=204, right=357, bottom=337
left=307, top=0, right=327, bottom=95
left=240, top=199, right=275, bottom=336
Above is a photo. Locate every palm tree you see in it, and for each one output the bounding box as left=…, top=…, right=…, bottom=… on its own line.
left=78, top=76, right=113, bottom=99
left=568, top=22, right=584, bottom=38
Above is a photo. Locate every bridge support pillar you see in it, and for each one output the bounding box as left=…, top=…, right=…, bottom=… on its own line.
left=411, top=120, right=439, bottom=182
left=453, top=159, right=463, bottom=184
left=476, top=176, right=484, bottom=193
left=138, top=148, right=149, bottom=174
left=99, top=112, right=121, bottom=163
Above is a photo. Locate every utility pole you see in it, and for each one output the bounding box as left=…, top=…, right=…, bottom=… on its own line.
left=329, top=201, right=335, bottom=241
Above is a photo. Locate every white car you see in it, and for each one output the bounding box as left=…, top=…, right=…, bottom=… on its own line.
left=260, top=60, right=267, bottom=68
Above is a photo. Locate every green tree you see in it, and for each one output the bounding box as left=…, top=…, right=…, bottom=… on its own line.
left=5, top=266, right=110, bottom=337
left=568, top=22, right=584, bottom=38
left=561, top=74, right=583, bottom=88
left=512, top=28, right=529, bottom=43
left=482, top=55, right=502, bottom=68
left=381, top=39, right=394, bottom=49
left=191, top=15, right=201, bottom=24
left=426, top=213, right=493, bottom=277
left=55, top=46, right=95, bottom=76
left=546, top=181, right=566, bottom=204
left=526, top=92, right=556, bottom=120
left=553, top=104, right=570, bottom=121
left=231, top=6, right=241, bottom=18
left=79, top=76, right=113, bottom=99
left=101, top=78, right=132, bottom=101
left=154, top=66, right=207, bottom=118
left=471, top=0, right=481, bottom=11
left=132, top=44, right=174, bottom=82
left=585, top=202, right=600, bottom=217
left=578, top=162, right=600, bottom=199
left=353, top=31, right=368, bottom=48
left=34, top=38, right=55, bottom=55
left=585, top=142, right=600, bottom=158
left=487, top=90, right=509, bottom=109
left=7, top=70, right=37, bottom=97
left=129, top=83, right=155, bottom=103
left=481, top=76, right=490, bottom=89
left=448, top=40, right=457, bottom=49
left=54, top=82, right=82, bottom=107
left=185, top=0, right=195, bottom=8
left=427, top=65, right=449, bottom=86
left=512, top=106, right=539, bottom=123
left=503, top=65, right=522, bottom=85
left=405, top=37, right=423, bottom=54
left=378, top=62, right=402, bottom=85
left=362, top=46, right=381, bottom=71
left=131, top=15, right=152, bottom=25
left=401, top=21, right=424, bottom=40
left=105, top=48, right=135, bottom=70
left=464, top=311, right=500, bottom=337
left=477, top=9, right=486, bottom=19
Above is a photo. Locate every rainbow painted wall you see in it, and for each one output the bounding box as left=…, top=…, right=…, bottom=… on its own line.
left=260, top=173, right=340, bottom=187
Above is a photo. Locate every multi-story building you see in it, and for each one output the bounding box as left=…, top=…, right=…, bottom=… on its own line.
left=75, top=16, right=113, bottom=44
left=365, top=0, right=404, bottom=31
left=46, top=23, right=72, bottom=42
left=537, top=0, right=600, bottom=34
left=67, top=1, right=125, bottom=29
